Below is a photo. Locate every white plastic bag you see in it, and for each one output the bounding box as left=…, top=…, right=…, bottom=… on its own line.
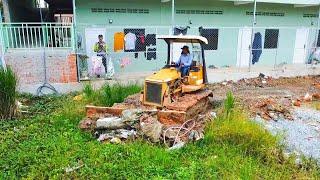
left=90, top=56, right=105, bottom=77
left=106, top=57, right=115, bottom=79
left=313, top=48, right=320, bottom=61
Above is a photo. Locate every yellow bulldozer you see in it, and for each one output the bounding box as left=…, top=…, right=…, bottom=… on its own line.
left=141, top=35, right=213, bottom=124
left=85, top=35, right=213, bottom=126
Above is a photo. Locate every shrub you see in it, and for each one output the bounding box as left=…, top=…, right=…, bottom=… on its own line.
left=83, top=83, right=141, bottom=106
left=0, top=67, right=17, bottom=120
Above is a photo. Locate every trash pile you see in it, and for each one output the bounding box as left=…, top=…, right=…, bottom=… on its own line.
left=79, top=105, right=213, bottom=149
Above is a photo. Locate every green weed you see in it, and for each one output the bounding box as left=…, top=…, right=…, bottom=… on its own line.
left=0, top=67, right=17, bottom=120
left=83, top=83, right=141, bottom=106
left=223, top=91, right=235, bottom=119
left=0, top=91, right=319, bottom=179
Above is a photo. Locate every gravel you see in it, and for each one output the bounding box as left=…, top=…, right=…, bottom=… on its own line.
left=255, top=107, right=320, bottom=163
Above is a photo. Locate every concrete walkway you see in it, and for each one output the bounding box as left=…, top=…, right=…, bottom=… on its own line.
left=19, top=64, right=320, bottom=95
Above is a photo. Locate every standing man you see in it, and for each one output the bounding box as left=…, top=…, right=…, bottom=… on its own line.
left=94, top=35, right=108, bottom=75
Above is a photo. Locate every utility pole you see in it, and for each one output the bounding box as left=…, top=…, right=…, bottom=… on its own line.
left=249, top=0, right=257, bottom=72
left=171, top=0, right=175, bottom=35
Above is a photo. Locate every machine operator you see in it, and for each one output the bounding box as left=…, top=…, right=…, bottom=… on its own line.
left=176, top=45, right=192, bottom=77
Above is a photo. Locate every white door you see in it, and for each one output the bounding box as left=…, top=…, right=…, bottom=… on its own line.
left=172, top=43, right=186, bottom=63
left=237, top=28, right=252, bottom=67
left=293, top=28, right=309, bottom=64
left=85, top=28, right=106, bottom=74
left=85, top=28, right=106, bottom=58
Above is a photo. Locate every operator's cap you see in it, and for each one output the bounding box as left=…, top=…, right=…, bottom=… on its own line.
left=181, top=45, right=189, bottom=50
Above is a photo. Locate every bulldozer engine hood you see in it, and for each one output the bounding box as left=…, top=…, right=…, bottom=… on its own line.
left=145, top=68, right=181, bottom=83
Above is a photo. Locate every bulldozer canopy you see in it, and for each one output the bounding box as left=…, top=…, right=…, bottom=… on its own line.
left=157, top=35, right=208, bottom=45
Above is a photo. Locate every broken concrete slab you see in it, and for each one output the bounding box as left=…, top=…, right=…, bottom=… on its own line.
left=96, top=117, right=128, bottom=130
left=140, top=115, right=163, bottom=143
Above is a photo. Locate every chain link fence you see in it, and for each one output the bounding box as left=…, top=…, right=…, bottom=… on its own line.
left=73, top=25, right=320, bottom=79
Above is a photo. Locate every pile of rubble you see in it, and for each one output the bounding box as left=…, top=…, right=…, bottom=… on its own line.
left=249, top=91, right=320, bottom=121
left=79, top=103, right=213, bottom=149
left=210, top=75, right=320, bottom=121
left=250, top=98, right=293, bottom=120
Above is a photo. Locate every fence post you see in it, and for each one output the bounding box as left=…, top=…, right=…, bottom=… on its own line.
left=71, top=24, right=75, bottom=51
left=274, top=29, right=280, bottom=70
left=0, top=10, right=6, bottom=70
left=316, top=5, right=320, bottom=50
left=249, top=0, right=257, bottom=72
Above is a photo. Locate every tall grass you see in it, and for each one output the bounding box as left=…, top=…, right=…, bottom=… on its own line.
left=0, top=68, right=17, bottom=120
left=83, top=83, right=142, bottom=106
left=206, top=92, right=279, bottom=159
left=224, top=91, right=235, bottom=119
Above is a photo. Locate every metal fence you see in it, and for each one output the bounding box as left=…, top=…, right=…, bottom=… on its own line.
left=75, top=24, right=320, bottom=79
left=0, top=23, right=74, bottom=50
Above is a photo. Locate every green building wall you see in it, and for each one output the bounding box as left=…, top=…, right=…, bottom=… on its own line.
left=74, top=0, right=319, bottom=72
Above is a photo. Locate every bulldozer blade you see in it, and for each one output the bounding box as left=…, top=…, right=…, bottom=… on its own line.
left=158, top=90, right=213, bottom=125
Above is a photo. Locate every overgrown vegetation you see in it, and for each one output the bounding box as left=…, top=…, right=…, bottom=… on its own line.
left=0, top=88, right=319, bottom=179
left=206, top=91, right=279, bottom=161
left=0, top=68, right=17, bottom=120
left=83, top=83, right=141, bottom=106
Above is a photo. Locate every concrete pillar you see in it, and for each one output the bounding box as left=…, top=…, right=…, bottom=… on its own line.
left=2, top=0, right=11, bottom=22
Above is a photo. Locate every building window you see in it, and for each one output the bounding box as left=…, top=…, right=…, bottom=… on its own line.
left=199, top=28, right=219, bottom=50
left=91, top=8, right=149, bottom=14
left=246, top=11, right=285, bottom=17
left=303, top=13, right=318, bottom=18
left=264, top=29, right=279, bottom=49
left=176, top=9, right=223, bottom=15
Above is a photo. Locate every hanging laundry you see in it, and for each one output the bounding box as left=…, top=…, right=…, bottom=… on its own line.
left=120, top=57, right=132, bottom=68
left=308, top=47, right=320, bottom=63
left=124, top=32, right=137, bottom=51
left=252, top=32, right=262, bottom=65
left=174, top=26, right=190, bottom=35
left=136, top=33, right=146, bottom=52
left=91, top=56, right=106, bottom=77
left=138, top=33, right=145, bottom=44
left=114, top=32, right=125, bottom=52
left=146, top=34, right=156, bottom=46
left=106, top=57, right=115, bottom=79
left=147, top=48, right=157, bottom=60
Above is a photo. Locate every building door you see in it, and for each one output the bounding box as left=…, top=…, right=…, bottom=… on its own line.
left=172, top=43, right=186, bottom=63
left=293, top=28, right=309, bottom=64
left=85, top=28, right=106, bottom=74
left=85, top=28, right=106, bottom=58
left=237, top=28, right=252, bottom=67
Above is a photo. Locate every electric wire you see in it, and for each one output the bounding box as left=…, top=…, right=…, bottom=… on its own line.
left=36, top=2, right=58, bottom=96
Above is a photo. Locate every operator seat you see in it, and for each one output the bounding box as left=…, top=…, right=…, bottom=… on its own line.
left=190, top=61, right=200, bottom=72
